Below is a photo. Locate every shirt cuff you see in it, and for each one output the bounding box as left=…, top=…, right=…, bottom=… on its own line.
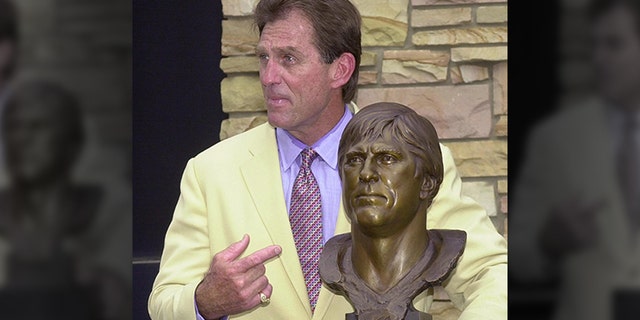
left=195, top=298, right=228, bottom=320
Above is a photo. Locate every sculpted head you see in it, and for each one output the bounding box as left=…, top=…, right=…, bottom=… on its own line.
left=2, top=80, right=84, bottom=185
left=338, top=103, right=443, bottom=238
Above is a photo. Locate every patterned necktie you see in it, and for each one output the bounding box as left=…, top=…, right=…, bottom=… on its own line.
left=289, top=147, right=323, bottom=312
left=618, top=115, right=640, bottom=232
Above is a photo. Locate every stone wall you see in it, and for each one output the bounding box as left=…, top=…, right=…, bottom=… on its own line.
left=228, top=0, right=506, bottom=318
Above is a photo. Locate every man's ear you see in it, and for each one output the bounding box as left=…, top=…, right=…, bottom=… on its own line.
left=420, top=175, right=439, bottom=200
left=330, top=52, right=356, bottom=89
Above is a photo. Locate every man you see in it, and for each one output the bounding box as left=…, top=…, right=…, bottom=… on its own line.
left=511, top=0, right=640, bottom=319
left=320, top=103, right=466, bottom=319
left=148, top=0, right=507, bottom=319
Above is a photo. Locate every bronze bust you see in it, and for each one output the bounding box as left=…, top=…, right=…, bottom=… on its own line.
left=319, top=102, right=466, bottom=320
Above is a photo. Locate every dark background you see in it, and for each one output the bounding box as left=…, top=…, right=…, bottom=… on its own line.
left=132, top=1, right=226, bottom=319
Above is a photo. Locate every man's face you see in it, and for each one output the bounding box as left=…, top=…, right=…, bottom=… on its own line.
left=592, top=5, right=640, bottom=106
left=341, top=133, right=427, bottom=238
left=256, top=10, right=337, bottom=136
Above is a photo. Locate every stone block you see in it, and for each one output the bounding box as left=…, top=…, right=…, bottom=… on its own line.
left=220, top=56, right=259, bottom=74
left=462, top=181, right=497, bottom=216
left=353, top=0, right=408, bottom=23
left=501, top=195, right=508, bottom=214
left=451, top=46, right=507, bottom=62
left=450, top=65, right=489, bottom=84
left=412, top=0, right=506, bottom=5
left=362, top=17, right=408, bottom=47
left=383, top=49, right=450, bottom=65
left=356, top=84, right=492, bottom=139
left=222, top=0, right=259, bottom=17
left=497, top=179, right=507, bottom=194
left=222, top=19, right=259, bottom=56
left=358, top=71, right=378, bottom=85
left=493, top=62, right=508, bottom=114
left=382, top=51, right=450, bottom=84
left=411, top=8, right=471, bottom=27
left=361, top=51, right=378, bottom=67
left=220, top=114, right=268, bottom=140
left=443, top=140, right=507, bottom=177
left=382, top=60, right=448, bottom=84
left=477, top=5, right=508, bottom=23
left=413, top=27, right=507, bottom=46
left=221, top=76, right=265, bottom=112
left=495, top=115, right=507, bottom=137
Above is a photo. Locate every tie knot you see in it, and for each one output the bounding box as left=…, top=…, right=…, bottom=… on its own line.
left=300, top=148, right=319, bottom=169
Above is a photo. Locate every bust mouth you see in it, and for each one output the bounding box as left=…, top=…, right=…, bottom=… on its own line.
left=353, top=193, right=387, bottom=205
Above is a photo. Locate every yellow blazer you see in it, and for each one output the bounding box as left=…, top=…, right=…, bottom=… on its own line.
left=149, top=118, right=507, bottom=319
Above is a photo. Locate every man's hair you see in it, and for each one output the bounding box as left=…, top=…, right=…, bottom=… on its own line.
left=338, top=103, right=444, bottom=205
left=254, top=0, right=361, bottom=103
left=589, top=0, right=640, bottom=33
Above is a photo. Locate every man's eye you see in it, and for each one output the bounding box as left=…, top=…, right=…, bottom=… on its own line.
left=283, top=55, right=296, bottom=64
left=257, top=54, right=269, bottom=62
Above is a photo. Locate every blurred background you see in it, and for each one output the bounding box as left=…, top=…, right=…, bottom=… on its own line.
left=0, top=0, right=131, bottom=319
left=510, top=1, right=640, bottom=320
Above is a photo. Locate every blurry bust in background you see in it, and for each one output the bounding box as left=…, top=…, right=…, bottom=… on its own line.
left=320, top=103, right=466, bottom=320
left=0, top=80, right=130, bottom=320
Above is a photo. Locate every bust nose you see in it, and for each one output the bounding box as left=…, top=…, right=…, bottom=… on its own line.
left=358, top=159, right=379, bottom=183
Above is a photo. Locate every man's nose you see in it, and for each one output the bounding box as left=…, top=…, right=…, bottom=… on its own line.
left=260, top=59, right=281, bottom=86
left=358, top=159, right=379, bottom=183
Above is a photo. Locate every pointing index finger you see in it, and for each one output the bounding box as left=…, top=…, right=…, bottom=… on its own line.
left=237, top=245, right=282, bottom=271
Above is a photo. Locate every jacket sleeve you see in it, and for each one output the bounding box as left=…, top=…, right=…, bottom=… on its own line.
left=148, top=158, right=212, bottom=320
left=429, top=145, right=508, bottom=320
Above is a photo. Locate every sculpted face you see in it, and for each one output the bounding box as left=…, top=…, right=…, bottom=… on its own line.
left=342, top=132, right=428, bottom=238
left=256, top=10, right=338, bottom=137
left=592, top=4, right=640, bottom=105
left=3, top=100, right=78, bottom=183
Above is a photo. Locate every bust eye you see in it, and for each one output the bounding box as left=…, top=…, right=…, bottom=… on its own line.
left=379, top=154, right=397, bottom=164
left=345, top=155, right=363, bottom=165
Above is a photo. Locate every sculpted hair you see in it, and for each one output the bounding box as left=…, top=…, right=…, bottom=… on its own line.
left=3, top=80, right=84, bottom=148
left=338, top=103, right=444, bottom=205
left=589, top=0, right=640, bottom=34
left=254, top=0, right=361, bottom=103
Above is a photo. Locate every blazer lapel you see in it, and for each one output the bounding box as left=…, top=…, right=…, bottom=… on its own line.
left=314, top=200, right=353, bottom=319
left=239, top=124, right=312, bottom=317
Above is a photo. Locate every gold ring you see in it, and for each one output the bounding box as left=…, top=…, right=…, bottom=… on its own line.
left=259, top=292, right=270, bottom=305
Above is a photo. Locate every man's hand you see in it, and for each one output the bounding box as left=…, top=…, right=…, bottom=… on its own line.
left=539, top=197, right=605, bottom=260
left=195, top=234, right=282, bottom=320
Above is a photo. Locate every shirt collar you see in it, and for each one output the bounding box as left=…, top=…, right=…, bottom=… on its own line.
left=276, top=104, right=353, bottom=171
